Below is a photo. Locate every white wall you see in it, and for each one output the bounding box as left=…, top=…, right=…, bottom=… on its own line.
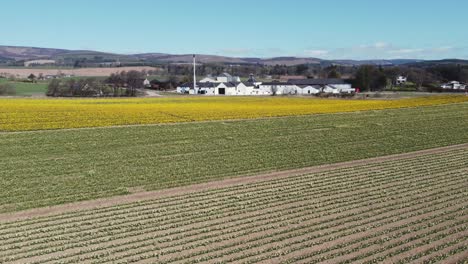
left=258, top=84, right=298, bottom=95
left=177, top=86, right=190, bottom=94
left=215, top=83, right=237, bottom=95
left=332, top=84, right=352, bottom=90
left=299, top=86, right=320, bottom=95
left=235, top=83, right=252, bottom=95
left=198, top=87, right=216, bottom=95
left=322, top=86, right=338, bottom=94
left=178, top=82, right=354, bottom=95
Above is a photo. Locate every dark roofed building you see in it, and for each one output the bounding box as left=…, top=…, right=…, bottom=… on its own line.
left=179, top=82, right=219, bottom=88
left=287, top=78, right=347, bottom=85
left=258, top=81, right=288, bottom=86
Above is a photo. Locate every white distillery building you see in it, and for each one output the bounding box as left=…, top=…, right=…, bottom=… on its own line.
left=177, top=82, right=255, bottom=95
left=288, top=79, right=355, bottom=94
left=199, top=73, right=241, bottom=83
left=177, top=77, right=355, bottom=96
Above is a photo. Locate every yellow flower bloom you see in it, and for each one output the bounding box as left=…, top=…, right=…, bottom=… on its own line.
left=0, top=96, right=466, bottom=132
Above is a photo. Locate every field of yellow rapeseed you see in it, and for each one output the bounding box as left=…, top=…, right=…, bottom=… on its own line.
left=0, top=95, right=467, bottom=132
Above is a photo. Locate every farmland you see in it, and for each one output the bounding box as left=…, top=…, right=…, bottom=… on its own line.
left=0, top=66, right=161, bottom=78
left=0, top=146, right=466, bottom=263
left=0, top=95, right=467, bottom=131
left=0, top=103, right=467, bottom=213
left=1, top=95, right=467, bottom=263
left=0, top=79, right=48, bottom=96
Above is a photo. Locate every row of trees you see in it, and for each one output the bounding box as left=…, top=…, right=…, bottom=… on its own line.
left=47, top=78, right=122, bottom=97
left=47, top=70, right=149, bottom=97
left=353, top=66, right=388, bottom=91
left=165, top=63, right=468, bottom=92
left=352, top=64, right=468, bottom=91
left=106, top=70, right=146, bottom=96
left=41, top=63, right=468, bottom=96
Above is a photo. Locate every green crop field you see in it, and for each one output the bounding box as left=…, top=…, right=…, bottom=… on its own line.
left=0, top=79, right=47, bottom=96
left=0, top=147, right=466, bottom=263
left=0, top=103, right=467, bottom=213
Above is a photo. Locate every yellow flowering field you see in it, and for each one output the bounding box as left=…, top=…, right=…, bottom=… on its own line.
left=0, top=95, right=467, bottom=132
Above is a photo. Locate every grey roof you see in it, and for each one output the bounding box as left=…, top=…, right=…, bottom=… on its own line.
left=180, top=82, right=218, bottom=88
left=220, top=72, right=232, bottom=78
left=242, top=81, right=256, bottom=86
left=223, top=82, right=237, bottom=88
left=224, top=82, right=248, bottom=88
left=260, top=82, right=292, bottom=86
left=180, top=82, right=245, bottom=88
left=288, top=79, right=347, bottom=85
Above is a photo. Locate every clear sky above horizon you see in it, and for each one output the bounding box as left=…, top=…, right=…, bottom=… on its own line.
left=1, top=0, right=467, bottom=60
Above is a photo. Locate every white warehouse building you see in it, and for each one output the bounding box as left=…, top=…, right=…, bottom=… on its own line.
left=177, top=82, right=255, bottom=96
left=177, top=76, right=355, bottom=96
left=199, top=73, right=241, bottom=83
left=288, top=79, right=355, bottom=94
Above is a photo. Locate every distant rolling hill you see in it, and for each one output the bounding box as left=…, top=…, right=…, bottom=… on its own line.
left=1, top=45, right=466, bottom=67
left=0, top=46, right=69, bottom=60
left=404, top=59, right=468, bottom=68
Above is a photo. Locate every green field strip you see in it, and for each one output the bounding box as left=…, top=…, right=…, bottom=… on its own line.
left=1, top=152, right=462, bottom=257
left=0, top=103, right=467, bottom=212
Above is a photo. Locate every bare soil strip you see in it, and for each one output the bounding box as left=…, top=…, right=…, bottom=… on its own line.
left=0, top=67, right=161, bottom=78
left=1, top=143, right=466, bottom=223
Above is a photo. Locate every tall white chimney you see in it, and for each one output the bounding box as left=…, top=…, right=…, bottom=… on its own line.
left=193, top=54, right=197, bottom=92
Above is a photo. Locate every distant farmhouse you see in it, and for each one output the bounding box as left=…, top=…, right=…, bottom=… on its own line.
left=396, top=76, right=407, bottom=85
left=440, top=81, right=466, bottom=90
left=177, top=73, right=355, bottom=96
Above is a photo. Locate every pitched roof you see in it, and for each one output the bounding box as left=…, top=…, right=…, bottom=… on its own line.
left=180, top=82, right=246, bottom=88
left=180, top=82, right=218, bottom=88
left=219, top=72, right=232, bottom=78
left=260, top=82, right=292, bottom=86
left=222, top=82, right=237, bottom=88
left=288, top=78, right=347, bottom=85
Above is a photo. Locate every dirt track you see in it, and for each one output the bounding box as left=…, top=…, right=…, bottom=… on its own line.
left=1, top=143, right=466, bottom=223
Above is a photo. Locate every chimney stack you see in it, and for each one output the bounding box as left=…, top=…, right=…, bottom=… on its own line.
left=193, top=54, right=197, bottom=92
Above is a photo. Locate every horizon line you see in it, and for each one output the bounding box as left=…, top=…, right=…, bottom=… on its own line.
left=0, top=44, right=466, bottom=62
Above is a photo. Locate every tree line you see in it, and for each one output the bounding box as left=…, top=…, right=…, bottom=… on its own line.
left=47, top=70, right=147, bottom=97
left=43, top=63, right=468, bottom=97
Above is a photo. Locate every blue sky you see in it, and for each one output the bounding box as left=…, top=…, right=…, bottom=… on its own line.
left=1, top=0, right=467, bottom=59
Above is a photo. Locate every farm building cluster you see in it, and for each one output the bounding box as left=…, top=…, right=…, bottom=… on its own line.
left=177, top=73, right=356, bottom=96
left=440, top=81, right=466, bottom=90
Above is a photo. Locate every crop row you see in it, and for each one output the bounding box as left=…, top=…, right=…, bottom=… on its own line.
left=1, top=146, right=464, bottom=232
left=26, top=173, right=466, bottom=264
left=0, top=151, right=461, bottom=245
left=4, top=162, right=458, bottom=262
left=0, top=148, right=466, bottom=263
left=1, top=103, right=467, bottom=213
left=2, top=149, right=458, bottom=236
